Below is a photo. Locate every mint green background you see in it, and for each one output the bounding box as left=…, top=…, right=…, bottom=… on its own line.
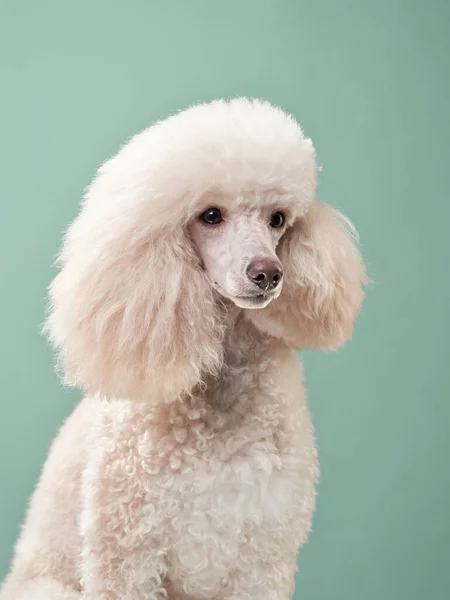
left=1, top=1, right=449, bottom=598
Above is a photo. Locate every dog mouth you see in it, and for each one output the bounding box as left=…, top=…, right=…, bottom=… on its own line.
left=213, top=283, right=279, bottom=309
left=235, top=293, right=271, bottom=303
left=232, top=292, right=279, bottom=310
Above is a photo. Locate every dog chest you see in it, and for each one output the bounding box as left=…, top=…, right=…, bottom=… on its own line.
left=164, top=431, right=317, bottom=597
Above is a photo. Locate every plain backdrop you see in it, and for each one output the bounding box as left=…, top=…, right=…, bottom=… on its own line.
left=1, top=1, right=449, bottom=599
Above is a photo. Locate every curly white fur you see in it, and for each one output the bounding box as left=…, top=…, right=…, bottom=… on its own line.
left=0, top=98, right=366, bottom=600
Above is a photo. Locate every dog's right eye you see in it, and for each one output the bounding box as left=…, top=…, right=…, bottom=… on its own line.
left=199, top=207, right=223, bottom=225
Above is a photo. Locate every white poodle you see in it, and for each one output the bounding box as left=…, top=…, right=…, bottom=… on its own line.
left=0, top=98, right=366, bottom=600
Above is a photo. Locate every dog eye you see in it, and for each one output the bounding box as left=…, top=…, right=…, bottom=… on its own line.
left=269, top=211, right=285, bottom=229
left=199, top=207, right=223, bottom=225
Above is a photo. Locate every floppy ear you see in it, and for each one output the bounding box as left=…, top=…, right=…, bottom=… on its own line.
left=247, top=201, right=366, bottom=350
left=45, top=196, right=225, bottom=404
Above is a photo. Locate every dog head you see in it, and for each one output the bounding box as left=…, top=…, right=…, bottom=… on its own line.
left=46, top=99, right=366, bottom=402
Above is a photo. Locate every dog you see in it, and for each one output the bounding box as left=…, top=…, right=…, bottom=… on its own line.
left=0, top=98, right=366, bottom=600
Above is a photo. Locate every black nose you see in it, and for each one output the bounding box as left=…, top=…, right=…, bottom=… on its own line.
left=247, top=259, right=283, bottom=290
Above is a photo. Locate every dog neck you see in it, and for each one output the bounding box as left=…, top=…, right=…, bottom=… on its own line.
left=200, top=302, right=276, bottom=412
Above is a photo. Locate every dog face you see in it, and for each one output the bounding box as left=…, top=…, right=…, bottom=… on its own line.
left=189, top=197, right=296, bottom=310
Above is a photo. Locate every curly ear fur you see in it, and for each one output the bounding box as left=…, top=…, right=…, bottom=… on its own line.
left=247, top=201, right=366, bottom=350
left=45, top=180, right=225, bottom=403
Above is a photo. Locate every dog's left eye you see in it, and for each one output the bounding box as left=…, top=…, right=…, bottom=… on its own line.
left=200, top=207, right=223, bottom=225
left=270, top=211, right=285, bottom=229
